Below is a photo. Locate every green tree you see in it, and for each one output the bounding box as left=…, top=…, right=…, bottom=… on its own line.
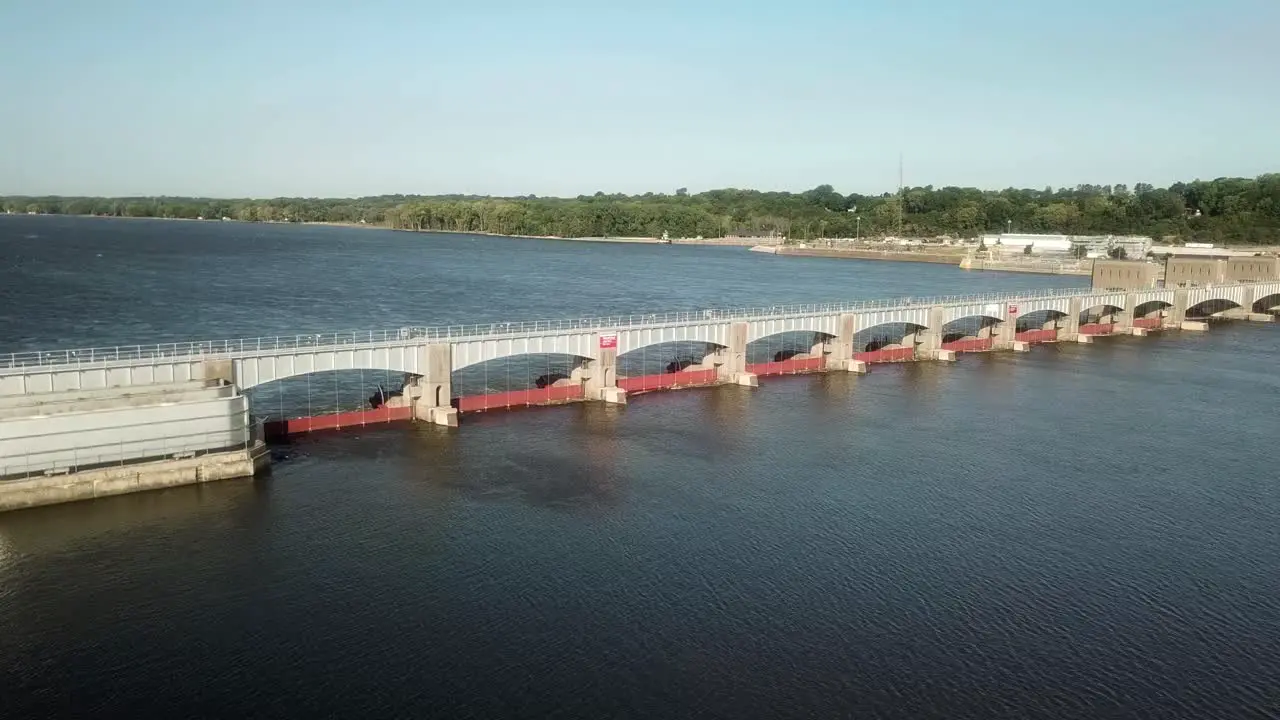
left=6, top=175, right=1279, bottom=244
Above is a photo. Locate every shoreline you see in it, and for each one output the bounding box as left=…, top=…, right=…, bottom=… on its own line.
left=306, top=221, right=765, bottom=246
left=4, top=214, right=764, bottom=245
left=774, top=247, right=968, bottom=265
left=770, top=246, right=1093, bottom=277
left=30, top=215, right=1271, bottom=263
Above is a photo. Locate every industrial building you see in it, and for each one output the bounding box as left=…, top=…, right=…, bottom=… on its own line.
left=981, top=233, right=1152, bottom=259
left=1091, top=256, right=1280, bottom=290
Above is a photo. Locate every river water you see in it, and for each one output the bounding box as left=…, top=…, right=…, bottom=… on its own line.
left=1, top=216, right=1278, bottom=719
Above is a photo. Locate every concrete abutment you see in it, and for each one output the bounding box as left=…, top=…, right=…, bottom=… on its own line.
left=0, top=444, right=269, bottom=513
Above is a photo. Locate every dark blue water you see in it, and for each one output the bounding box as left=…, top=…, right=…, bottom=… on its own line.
left=1, top=216, right=1277, bottom=719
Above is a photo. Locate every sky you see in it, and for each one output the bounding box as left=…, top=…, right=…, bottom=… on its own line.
left=1, top=0, right=1277, bottom=198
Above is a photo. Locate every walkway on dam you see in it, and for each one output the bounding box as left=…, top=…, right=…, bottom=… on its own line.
left=4, top=281, right=1279, bottom=423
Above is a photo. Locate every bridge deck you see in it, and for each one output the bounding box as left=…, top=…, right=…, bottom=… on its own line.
left=2, top=282, right=1274, bottom=397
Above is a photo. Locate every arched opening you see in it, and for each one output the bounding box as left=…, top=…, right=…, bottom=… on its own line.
left=1014, top=309, right=1066, bottom=343
left=452, top=353, right=591, bottom=412
left=616, top=341, right=723, bottom=393
left=1132, top=300, right=1171, bottom=330
left=747, top=330, right=833, bottom=376
left=1079, top=304, right=1123, bottom=335
left=853, top=322, right=924, bottom=363
left=1252, top=293, right=1280, bottom=314
left=1186, top=298, right=1241, bottom=320
left=940, top=316, right=1000, bottom=353
left=250, top=368, right=415, bottom=439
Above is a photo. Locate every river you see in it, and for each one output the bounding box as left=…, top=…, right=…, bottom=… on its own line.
left=1, top=215, right=1277, bottom=719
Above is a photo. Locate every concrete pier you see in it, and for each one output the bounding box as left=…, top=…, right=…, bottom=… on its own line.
left=1065, top=296, right=1083, bottom=340
left=585, top=331, right=621, bottom=401
left=1168, top=289, right=1189, bottom=328
left=719, top=321, right=758, bottom=386
left=996, top=314, right=1017, bottom=349
left=1116, top=292, right=1137, bottom=332
left=825, top=314, right=857, bottom=371
left=409, top=344, right=457, bottom=427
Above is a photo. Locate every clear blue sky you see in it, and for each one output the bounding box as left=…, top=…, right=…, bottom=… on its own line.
left=2, top=0, right=1276, bottom=198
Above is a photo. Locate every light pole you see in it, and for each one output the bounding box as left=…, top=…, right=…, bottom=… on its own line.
left=856, top=216, right=861, bottom=241
left=1006, top=219, right=1012, bottom=235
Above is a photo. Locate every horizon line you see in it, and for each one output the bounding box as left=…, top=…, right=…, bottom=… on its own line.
left=3, top=173, right=1278, bottom=202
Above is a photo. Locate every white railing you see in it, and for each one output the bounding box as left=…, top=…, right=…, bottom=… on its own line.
left=1, top=285, right=1112, bottom=370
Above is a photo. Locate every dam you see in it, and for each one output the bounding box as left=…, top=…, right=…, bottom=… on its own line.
left=2, top=280, right=1277, bottom=511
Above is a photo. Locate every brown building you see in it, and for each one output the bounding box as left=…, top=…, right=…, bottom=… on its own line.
left=1091, top=260, right=1161, bottom=290
left=1093, top=256, right=1280, bottom=289
left=1164, top=256, right=1280, bottom=287
left=1223, top=257, right=1280, bottom=283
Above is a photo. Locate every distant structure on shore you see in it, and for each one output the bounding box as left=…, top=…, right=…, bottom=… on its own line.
left=979, top=233, right=1153, bottom=259
left=726, top=230, right=785, bottom=244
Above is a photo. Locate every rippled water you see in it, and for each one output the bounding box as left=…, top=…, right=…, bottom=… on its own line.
left=1, top=216, right=1278, bottom=719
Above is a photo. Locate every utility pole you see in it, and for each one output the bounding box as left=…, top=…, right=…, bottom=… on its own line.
left=897, top=152, right=905, bottom=237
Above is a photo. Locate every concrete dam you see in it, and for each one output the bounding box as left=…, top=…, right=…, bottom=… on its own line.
left=3, top=280, right=1278, bottom=511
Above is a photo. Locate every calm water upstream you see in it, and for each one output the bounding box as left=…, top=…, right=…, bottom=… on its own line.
left=1, top=215, right=1277, bottom=719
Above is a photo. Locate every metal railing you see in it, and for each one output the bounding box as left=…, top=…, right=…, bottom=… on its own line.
left=0, top=420, right=264, bottom=481
left=0, top=285, right=1154, bottom=371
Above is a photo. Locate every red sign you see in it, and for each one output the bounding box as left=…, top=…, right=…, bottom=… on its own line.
left=599, top=333, right=618, bottom=349
left=1008, top=305, right=1019, bottom=315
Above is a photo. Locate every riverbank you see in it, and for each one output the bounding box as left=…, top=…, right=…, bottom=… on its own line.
left=307, top=221, right=769, bottom=246
left=767, top=246, right=1093, bottom=276
left=774, top=246, right=967, bottom=265
left=958, top=255, right=1092, bottom=276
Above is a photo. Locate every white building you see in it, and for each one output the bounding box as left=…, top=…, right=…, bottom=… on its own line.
left=984, top=233, right=1072, bottom=256
left=982, top=232, right=1150, bottom=258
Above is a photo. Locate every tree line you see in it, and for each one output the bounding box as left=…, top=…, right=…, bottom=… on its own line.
left=4, top=175, right=1279, bottom=245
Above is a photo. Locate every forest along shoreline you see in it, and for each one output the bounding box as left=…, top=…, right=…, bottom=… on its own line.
left=6, top=215, right=1276, bottom=278
left=5, top=176, right=1279, bottom=246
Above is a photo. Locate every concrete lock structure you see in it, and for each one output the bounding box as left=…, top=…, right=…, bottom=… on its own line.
left=0, top=377, right=268, bottom=512
left=1093, top=256, right=1280, bottom=292
left=3, top=280, right=1278, bottom=511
